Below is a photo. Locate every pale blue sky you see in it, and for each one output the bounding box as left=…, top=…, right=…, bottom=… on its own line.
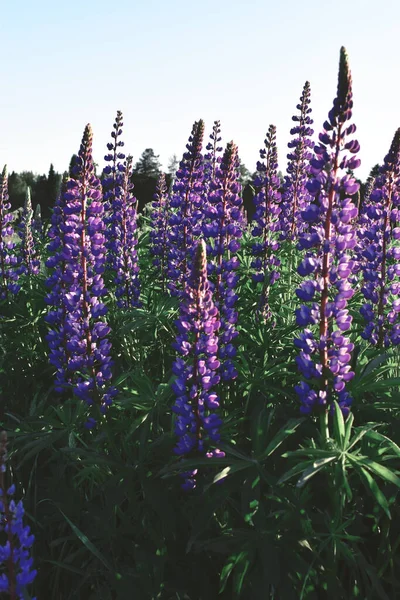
left=1, top=0, right=399, bottom=180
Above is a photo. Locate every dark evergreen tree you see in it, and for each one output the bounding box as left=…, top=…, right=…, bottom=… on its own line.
left=134, top=148, right=161, bottom=177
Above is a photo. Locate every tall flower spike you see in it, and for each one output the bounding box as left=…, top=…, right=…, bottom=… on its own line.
left=0, top=166, right=20, bottom=299
left=358, top=129, right=400, bottom=346
left=46, top=125, right=117, bottom=426
left=204, top=121, right=223, bottom=190
left=251, top=125, right=282, bottom=318
left=17, top=187, right=40, bottom=276
left=168, top=120, right=205, bottom=297
left=106, top=148, right=140, bottom=309
left=172, top=240, right=224, bottom=490
left=202, top=141, right=244, bottom=381
left=0, top=431, right=37, bottom=600
left=150, top=172, right=170, bottom=291
left=280, top=81, right=314, bottom=240
left=102, top=111, right=140, bottom=308
left=295, top=47, right=360, bottom=418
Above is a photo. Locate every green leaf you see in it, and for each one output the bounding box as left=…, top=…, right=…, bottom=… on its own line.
left=258, top=417, right=304, bottom=461
left=333, top=400, right=345, bottom=448
left=296, top=456, right=337, bottom=487
left=351, top=457, right=400, bottom=488
left=358, top=467, right=391, bottom=519
left=58, top=508, right=113, bottom=572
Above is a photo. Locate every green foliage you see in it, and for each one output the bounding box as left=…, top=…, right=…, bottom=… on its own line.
left=1, top=224, right=400, bottom=599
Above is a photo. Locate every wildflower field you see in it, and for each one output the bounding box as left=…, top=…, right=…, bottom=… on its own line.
left=1, top=47, right=400, bottom=599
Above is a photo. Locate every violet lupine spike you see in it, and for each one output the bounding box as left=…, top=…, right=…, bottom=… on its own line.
left=107, top=153, right=140, bottom=309
left=17, top=187, right=40, bottom=276
left=295, top=47, right=360, bottom=418
left=47, top=125, right=117, bottom=426
left=203, top=141, right=244, bottom=381
left=102, top=113, right=140, bottom=307
left=0, top=166, right=20, bottom=300
left=168, top=119, right=205, bottom=297
left=172, top=240, right=225, bottom=491
left=204, top=120, right=223, bottom=190
left=251, top=125, right=282, bottom=318
left=102, top=110, right=125, bottom=217
left=358, top=129, right=400, bottom=347
left=45, top=176, right=72, bottom=393
left=280, top=81, right=314, bottom=241
left=150, top=172, right=170, bottom=291
left=0, top=432, right=37, bottom=600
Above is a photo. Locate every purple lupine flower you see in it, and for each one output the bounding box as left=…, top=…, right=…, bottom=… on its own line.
left=358, top=129, right=400, bottom=346
left=150, top=172, right=169, bottom=291
left=0, top=166, right=20, bottom=299
left=251, top=125, right=282, bottom=318
left=46, top=125, right=117, bottom=425
left=45, top=175, right=73, bottom=393
left=107, top=156, right=140, bottom=308
left=295, top=47, right=360, bottom=418
left=102, top=112, right=140, bottom=308
left=168, top=120, right=205, bottom=297
left=172, top=240, right=224, bottom=490
left=204, top=120, right=223, bottom=192
left=280, top=81, right=314, bottom=241
left=17, top=187, right=40, bottom=276
left=0, top=431, right=37, bottom=600
left=203, top=141, right=244, bottom=381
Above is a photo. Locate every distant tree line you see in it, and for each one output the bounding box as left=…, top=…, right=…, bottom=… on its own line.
left=7, top=148, right=379, bottom=222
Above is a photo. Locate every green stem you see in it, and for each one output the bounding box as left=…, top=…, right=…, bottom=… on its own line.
left=320, top=410, right=329, bottom=444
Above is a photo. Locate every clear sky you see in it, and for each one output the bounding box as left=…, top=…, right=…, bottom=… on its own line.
left=1, top=0, right=399, bottom=181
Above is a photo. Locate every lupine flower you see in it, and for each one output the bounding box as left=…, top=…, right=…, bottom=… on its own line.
left=46, top=125, right=117, bottom=426
left=150, top=172, right=169, bottom=291
left=294, top=47, right=360, bottom=418
left=203, top=141, right=244, bottom=381
left=102, top=112, right=140, bottom=308
left=358, top=128, right=400, bottom=346
left=0, top=431, right=37, bottom=600
left=204, top=120, right=223, bottom=191
left=172, top=240, right=224, bottom=490
left=251, top=125, right=282, bottom=318
left=0, top=166, right=20, bottom=300
left=280, top=82, right=314, bottom=241
left=45, top=175, right=73, bottom=393
left=17, top=187, right=40, bottom=276
left=168, top=120, right=205, bottom=297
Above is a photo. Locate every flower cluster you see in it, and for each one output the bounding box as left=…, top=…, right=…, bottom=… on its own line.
left=0, top=166, right=20, bottom=300
left=0, top=431, right=36, bottom=600
left=150, top=172, right=169, bottom=291
left=46, top=125, right=116, bottom=426
left=168, top=120, right=205, bottom=297
left=203, top=141, right=244, bottom=381
left=358, top=129, right=400, bottom=346
left=17, top=187, right=40, bottom=276
left=172, top=240, right=224, bottom=490
left=251, top=125, right=282, bottom=318
left=45, top=175, right=73, bottom=393
left=295, top=47, right=360, bottom=417
left=103, top=112, right=140, bottom=308
left=203, top=120, right=223, bottom=191
left=280, top=81, right=314, bottom=241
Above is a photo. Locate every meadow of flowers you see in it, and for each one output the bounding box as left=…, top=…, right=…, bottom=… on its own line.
left=0, top=46, right=400, bottom=599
